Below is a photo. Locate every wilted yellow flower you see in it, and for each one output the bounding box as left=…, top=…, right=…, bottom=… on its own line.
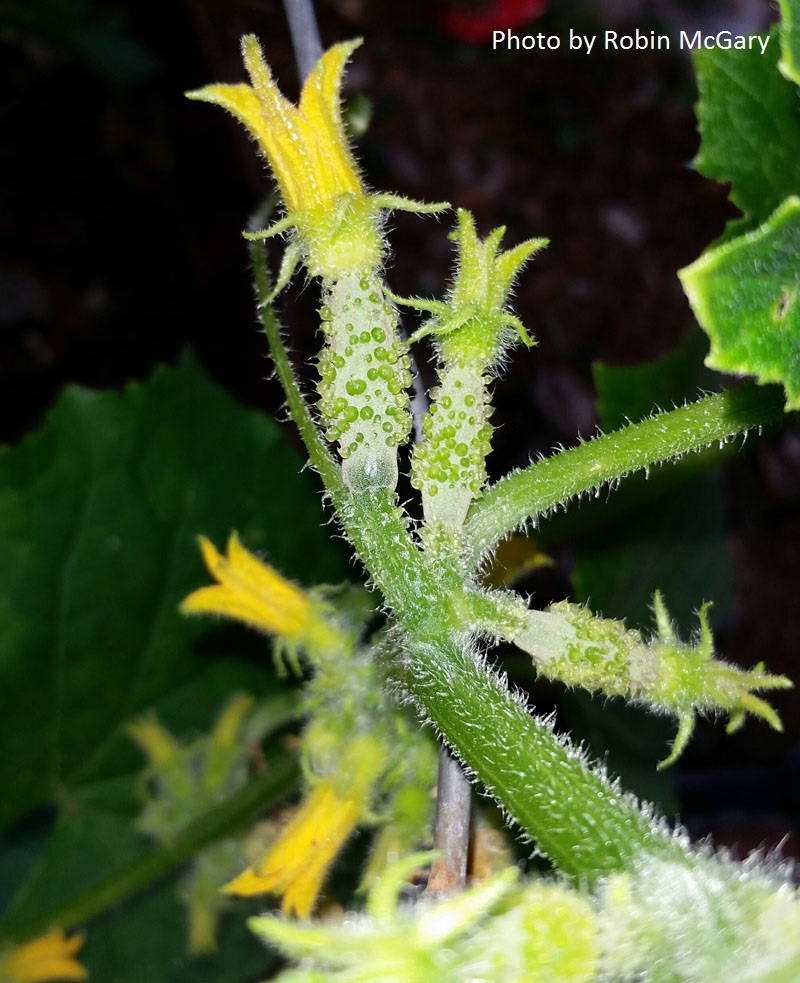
left=225, top=734, right=385, bottom=917
left=180, top=534, right=345, bottom=661
left=225, top=781, right=360, bottom=917
left=126, top=714, right=181, bottom=767
left=0, top=928, right=87, bottom=983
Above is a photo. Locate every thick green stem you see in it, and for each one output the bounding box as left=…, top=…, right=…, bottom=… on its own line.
left=464, top=383, right=785, bottom=568
left=253, top=240, right=693, bottom=884
left=380, top=633, right=687, bottom=882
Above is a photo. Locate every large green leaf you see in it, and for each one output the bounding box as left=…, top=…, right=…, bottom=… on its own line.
left=692, top=28, right=800, bottom=238
left=0, top=352, right=346, bottom=978
left=0, top=351, right=346, bottom=830
left=780, top=0, right=800, bottom=84
left=681, top=197, right=800, bottom=409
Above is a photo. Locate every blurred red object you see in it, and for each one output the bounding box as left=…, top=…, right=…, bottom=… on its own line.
left=439, top=0, right=549, bottom=43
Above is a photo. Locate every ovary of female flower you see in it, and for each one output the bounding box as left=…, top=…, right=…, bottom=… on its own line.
left=180, top=534, right=345, bottom=662
left=0, top=928, right=87, bottom=983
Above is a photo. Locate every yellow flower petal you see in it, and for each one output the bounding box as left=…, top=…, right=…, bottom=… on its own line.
left=0, top=928, right=87, bottom=983
left=187, top=38, right=364, bottom=216
left=224, top=735, right=386, bottom=917
left=224, top=783, right=360, bottom=917
left=295, top=39, right=363, bottom=205
left=185, top=82, right=265, bottom=142
left=181, top=534, right=343, bottom=658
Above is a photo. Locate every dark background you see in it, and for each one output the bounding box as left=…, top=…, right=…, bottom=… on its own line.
left=2, top=0, right=798, bottom=861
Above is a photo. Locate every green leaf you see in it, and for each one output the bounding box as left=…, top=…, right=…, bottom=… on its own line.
left=692, top=29, right=800, bottom=238
left=0, top=351, right=346, bottom=832
left=0, top=714, right=297, bottom=937
left=680, top=197, right=800, bottom=409
left=0, top=752, right=299, bottom=983
left=780, top=0, right=800, bottom=85
left=83, top=880, right=276, bottom=983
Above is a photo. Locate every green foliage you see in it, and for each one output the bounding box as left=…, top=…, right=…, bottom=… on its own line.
left=780, top=0, right=800, bottom=84
left=249, top=849, right=800, bottom=983
left=0, top=0, right=160, bottom=87
left=3, top=6, right=800, bottom=981
left=0, top=354, right=346, bottom=975
left=0, top=352, right=341, bottom=830
left=680, top=3, right=800, bottom=407
left=682, top=198, right=800, bottom=408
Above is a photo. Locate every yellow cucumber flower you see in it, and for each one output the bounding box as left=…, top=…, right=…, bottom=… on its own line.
left=189, top=36, right=363, bottom=217
left=180, top=534, right=345, bottom=662
left=225, top=735, right=384, bottom=917
left=186, top=37, right=380, bottom=280
left=225, top=780, right=359, bottom=917
left=0, top=928, right=87, bottom=983
left=186, top=37, right=446, bottom=284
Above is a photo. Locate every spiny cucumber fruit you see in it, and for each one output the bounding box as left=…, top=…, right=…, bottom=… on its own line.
left=316, top=272, right=412, bottom=492
left=410, top=359, right=494, bottom=527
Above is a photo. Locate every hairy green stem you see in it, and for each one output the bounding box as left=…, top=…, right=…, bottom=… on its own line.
left=381, top=633, right=687, bottom=881
left=251, top=241, right=347, bottom=504
left=254, top=239, right=696, bottom=884
left=464, top=383, right=785, bottom=567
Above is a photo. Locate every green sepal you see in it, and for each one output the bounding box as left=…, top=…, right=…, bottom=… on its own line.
left=398, top=209, right=546, bottom=367
left=369, top=192, right=450, bottom=215
left=243, top=212, right=301, bottom=241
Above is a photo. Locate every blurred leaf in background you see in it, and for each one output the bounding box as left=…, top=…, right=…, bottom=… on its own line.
left=0, top=352, right=348, bottom=979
